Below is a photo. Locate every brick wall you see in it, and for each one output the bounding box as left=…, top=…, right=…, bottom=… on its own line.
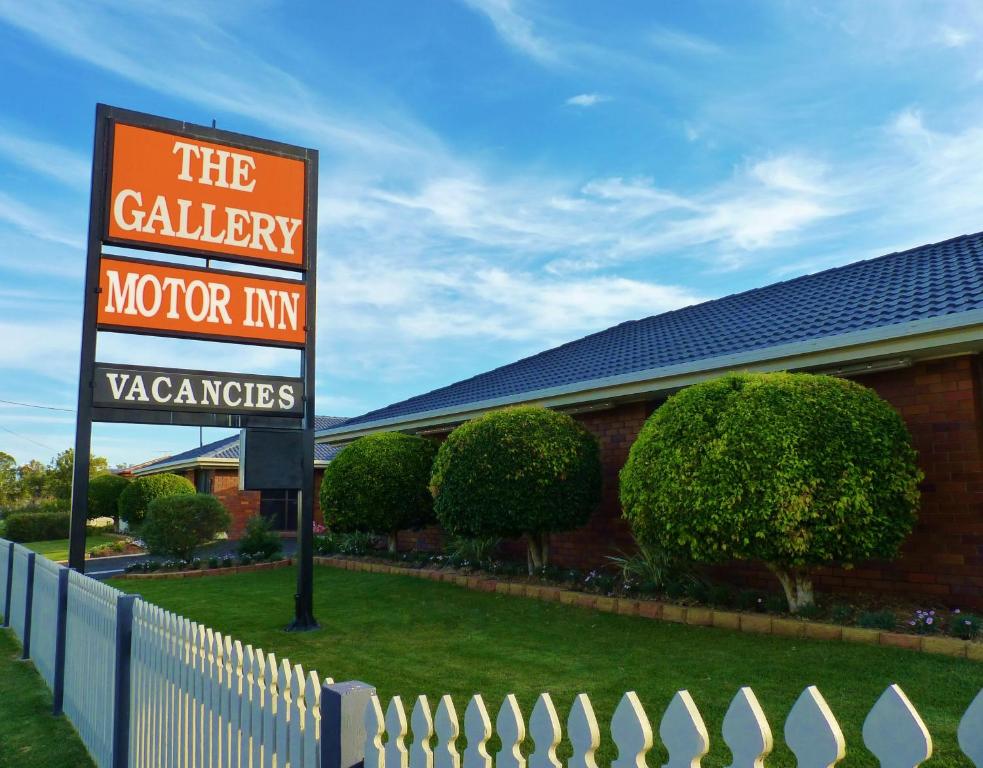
left=204, top=467, right=326, bottom=539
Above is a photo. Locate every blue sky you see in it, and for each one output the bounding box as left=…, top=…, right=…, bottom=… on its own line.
left=1, top=0, right=982, bottom=467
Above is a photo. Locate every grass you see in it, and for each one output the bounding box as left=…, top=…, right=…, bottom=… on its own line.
left=0, top=630, right=94, bottom=767
left=23, top=533, right=123, bottom=562
left=110, top=565, right=982, bottom=768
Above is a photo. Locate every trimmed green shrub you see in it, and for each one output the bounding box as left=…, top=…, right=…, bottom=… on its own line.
left=118, top=473, right=195, bottom=528
left=320, top=432, right=437, bottom=552
left=87, top=473, right=130, bottom=521
left=5, top=511, right=71, bottom=542
left=858, top=609, right=897, bottom=631
left=620, top=372, right=922, bottom=612
left=140, top=493, right=230, bottom=560
left=431, top=406, right=602, bottom=572
left=237, top=515, right=283, bottom=561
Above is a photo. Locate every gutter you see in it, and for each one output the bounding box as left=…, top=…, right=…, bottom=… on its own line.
left=317, top=309, right=983, bottom=443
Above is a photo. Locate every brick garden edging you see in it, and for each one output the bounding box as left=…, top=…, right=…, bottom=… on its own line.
left=315, top=555, right=981, bottom=661
left=121, top=558, right=294, bottom=580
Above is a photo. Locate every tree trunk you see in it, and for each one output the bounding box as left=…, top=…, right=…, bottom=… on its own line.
left=387, top=532, right=398, bottom=554
left=526, top=532, right=550, bottom=575
left=767, top=564, right=815, bottom=613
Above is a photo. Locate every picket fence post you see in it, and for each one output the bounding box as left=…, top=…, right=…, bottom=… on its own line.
left=322, top=680, right=377, bottom=768
left=19, top=550, right=36, bottom=659
left=112, top=593, right=137, bottom=768
left=1, top=539, right=12, bottom=627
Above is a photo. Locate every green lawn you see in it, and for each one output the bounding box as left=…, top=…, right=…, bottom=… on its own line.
left=24, top=533, right=123, bottom=563
left=111, top=565, right=983, bottom=768
left=0, top=630, right=94, bottom=767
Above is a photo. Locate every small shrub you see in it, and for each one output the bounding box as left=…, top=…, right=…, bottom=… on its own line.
left=685, top=580, right=711, bottom=604
left=831, top=604, right=855, bottom=624
left=87, top=473, right=129, bottom=521
left=118, top=473, right=195, bottom=528
left=140, top=494, right=230, bottom=561
left=606, top=543, right=697, bottom=594
left=858, top=609, right=897, bottom=631
left=906, top=608, right=941, bottom=634
left=796, top=603, right=823, bottom=620
left=764, top=594, right=788, bottom=614
left=949, top=612, right=982, bottom=640
left=207, top=557, right=220, bottom=569
left=665, top=580, right=688, bottom=600
left=237, top=515, right=283, bottom=561
left=707, top=584, right=736, bottom=608
left=221, top=555, right=235, bottom=569
left=338, top=530, right=377, bottom=556
left=444, top=534, right=501, bottom=565
left=314, top=531, right=340, bottom=555
left=583, top=569, right=616, bottom=595
left=736, top=589, right=767, bottom=612
left=4, top=511, right=71, bottom=542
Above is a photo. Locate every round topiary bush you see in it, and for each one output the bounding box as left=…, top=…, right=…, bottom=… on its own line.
left=320, top=432, right=437, bottom=552
left=620, top=372, right=923, bottom=612
left=141, top=493, right=231, bottom=561
left=87, top=473, right=130, bottom=521
left=431, top=406, right=602, bottom=572
left=117, top=472, right=195, bottom=528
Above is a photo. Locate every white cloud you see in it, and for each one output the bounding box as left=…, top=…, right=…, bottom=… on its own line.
left=937, top=25, right=972, bottom=48
left=0, top=127, right=89, bottom=189
left=649, top=26, right=721, bottom=56
left=459, top=0, right=559, bottom=64
left=566, top=93, right=608, bottom=107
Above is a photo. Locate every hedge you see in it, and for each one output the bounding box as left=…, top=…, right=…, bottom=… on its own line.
left=141, top=493, right=231, bottom=560
left=5, top=511, right=71, bottom=542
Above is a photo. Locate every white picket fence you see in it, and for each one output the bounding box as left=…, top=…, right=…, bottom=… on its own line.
left=2, top=535, right=983, bottom=768
left=365, top=686, right=983, bottom=768
left=9, top=542, right=33, bottom=645
left=64, top=568, right=131, bottom=768
left=129, top=598, right=329, bottom=768
left=30, top=554, right=65, bottom=690
left=0, top=539, right=11, bottom=623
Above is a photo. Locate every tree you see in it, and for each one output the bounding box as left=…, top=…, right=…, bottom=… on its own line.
left=141, top=494, right=231, bottom=560
left=620, top=372, right=923, bottom=612
left=0, top=451, right=17, bottom=507
left=87, top=473, right=130, bottom=521
left=45, top=449, right=109, bottom=503
left=320, top=432, right=437, bottom=552
left=431, top=406, right=602, bottom=572
left=118, top=473, right=196, bottom=528
left=17, top=460, right=47, bottom=501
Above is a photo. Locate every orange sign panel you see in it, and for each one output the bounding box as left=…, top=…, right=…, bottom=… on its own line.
left=97, top=257, right=306, bottom=347
left=106, top=123, right=306, bottom=268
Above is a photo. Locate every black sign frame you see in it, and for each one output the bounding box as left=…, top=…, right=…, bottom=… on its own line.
left=69, top=104, right=320, bottom=632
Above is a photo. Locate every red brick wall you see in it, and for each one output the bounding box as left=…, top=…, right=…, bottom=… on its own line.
left=204, top=468, right=326, bottom=539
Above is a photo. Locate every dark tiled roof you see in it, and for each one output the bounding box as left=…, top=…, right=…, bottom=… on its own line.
left=334, top=231, right=983, bottom=429
left=137, top=415, right=347, bottom=472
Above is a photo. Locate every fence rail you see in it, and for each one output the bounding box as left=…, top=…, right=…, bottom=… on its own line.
left=0, top=536, right=981, bottom=768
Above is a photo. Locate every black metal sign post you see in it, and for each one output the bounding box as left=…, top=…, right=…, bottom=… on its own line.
left=68, top=104, right=320, bottom=632
left=68, top=106, right=110, bottom=572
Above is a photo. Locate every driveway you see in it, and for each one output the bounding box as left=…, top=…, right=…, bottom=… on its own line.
left=83, top=538, right=299, bottom=580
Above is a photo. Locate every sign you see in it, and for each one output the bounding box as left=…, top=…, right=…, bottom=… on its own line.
left=96, top=256, right=306, bottom=347
left=71, top=104, right=321, bottom=630
left=93, top=364, right=304, bottom=417
left=106, top=122, right=307, bottom=270
left=239, top=429, right=304, bottom=490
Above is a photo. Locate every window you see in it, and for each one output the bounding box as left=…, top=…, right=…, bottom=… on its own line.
left=195, top=469, right=214, bottom=494
left=259, top=489, right=298, bottom=531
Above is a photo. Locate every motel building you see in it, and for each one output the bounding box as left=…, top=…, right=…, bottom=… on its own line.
left=133, top=230, right=983, bottom=607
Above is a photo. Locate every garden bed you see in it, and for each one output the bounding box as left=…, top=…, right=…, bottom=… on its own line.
left=314, top=553, right=982, bottom=659
left=122, top=556, right=293, bottom=579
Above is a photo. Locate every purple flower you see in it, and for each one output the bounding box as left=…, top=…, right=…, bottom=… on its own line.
left=926, top=617, right=934, bottom=625
left=954, top=609, right=961, bottom=614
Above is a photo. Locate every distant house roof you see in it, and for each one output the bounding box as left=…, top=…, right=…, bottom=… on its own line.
left=134, top=416, right=347, bottom=475
left=321, top=231, right=983, bottom=439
